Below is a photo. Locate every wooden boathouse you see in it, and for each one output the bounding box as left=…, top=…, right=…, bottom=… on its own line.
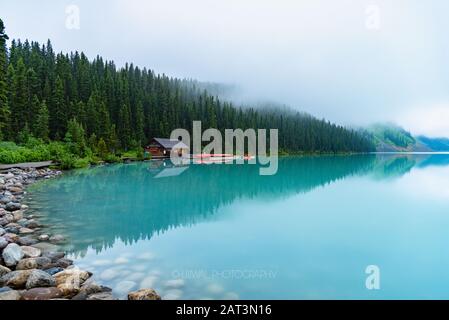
left=145, top=138, right=190, bottom=158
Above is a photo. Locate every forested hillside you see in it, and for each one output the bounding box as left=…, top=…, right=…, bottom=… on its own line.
left=0, top=18, right=374, bottom=165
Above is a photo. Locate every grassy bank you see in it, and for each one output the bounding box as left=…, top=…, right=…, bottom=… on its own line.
left=0, top=137, right=145, bottom=169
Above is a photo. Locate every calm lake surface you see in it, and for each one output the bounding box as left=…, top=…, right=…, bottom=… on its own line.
left=26, top=154, right=449, bottom=299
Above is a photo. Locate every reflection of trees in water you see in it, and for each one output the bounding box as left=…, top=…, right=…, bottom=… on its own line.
left=27, top=154, right=439, bottom=256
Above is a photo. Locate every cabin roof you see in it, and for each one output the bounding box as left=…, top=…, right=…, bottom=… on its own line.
left=152, top=138, right=189, bottom=149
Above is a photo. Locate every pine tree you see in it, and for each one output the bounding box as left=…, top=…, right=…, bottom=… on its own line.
left=33, top=99, right=50, bottom=141
left=97, top=137, right=108, bottom=159
left=51, top=76, right=66, bottom=139
left=10, top=58, right=28, bottom=135
left=65, top=118, right=87, bottom=157
left=0, top=18, right=10, bottom=140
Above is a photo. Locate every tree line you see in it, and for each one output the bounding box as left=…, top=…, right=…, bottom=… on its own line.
left=0, top=18, right=374, bottom=155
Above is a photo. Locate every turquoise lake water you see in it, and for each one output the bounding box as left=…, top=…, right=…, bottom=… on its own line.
left=26, top=154, right=449, bottom=299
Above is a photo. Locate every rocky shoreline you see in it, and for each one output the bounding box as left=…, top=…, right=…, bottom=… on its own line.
left=0, top=167, right=161, bottom=300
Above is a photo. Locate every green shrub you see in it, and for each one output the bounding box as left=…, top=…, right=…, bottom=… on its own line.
left=104, top=154, right=121, bottom=163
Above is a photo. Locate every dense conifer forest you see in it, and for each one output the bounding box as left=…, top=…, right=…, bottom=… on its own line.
left=0, top=18, right=374, bottom=165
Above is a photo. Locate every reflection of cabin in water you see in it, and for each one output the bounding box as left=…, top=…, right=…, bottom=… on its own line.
left=148, top=159, right=190, bottom=178
left=145, top=138, right=190, bottom=158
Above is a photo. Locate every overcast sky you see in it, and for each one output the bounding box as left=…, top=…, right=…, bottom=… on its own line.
left=2, top=0, right=449, bottom=137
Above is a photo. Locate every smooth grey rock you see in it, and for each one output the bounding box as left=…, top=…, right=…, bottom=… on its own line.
left=26, top=270, right=56, bottom=289
left=0, top=290, right=21, bottom=300
left=17, top=236, right=38, bottom=246
left=0, top=227, right=5, bottom=236
left=0, top=236, right=8, bottom=249
left=21, top=246, right=42, bottom=258
left=5, top=202, right=21, bottom=212
left=19, top=227, right=34, bottom=234
left=42, top=251, right=65, bottom=262
left=2, top=243, right=24, bottom=267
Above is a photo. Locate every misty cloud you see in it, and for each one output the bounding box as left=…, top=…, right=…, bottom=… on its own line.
left=2, top=0, right=449, bottom=136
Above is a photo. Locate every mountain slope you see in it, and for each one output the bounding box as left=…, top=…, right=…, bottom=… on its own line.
left=368, top=123, right=449, bottom=152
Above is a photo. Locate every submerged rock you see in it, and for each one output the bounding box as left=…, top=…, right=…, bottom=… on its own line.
left=31, top=242, right=59, bottom=253
left=49, top=234, right=65, bottom=243
left=19, top=227, right=34, bottom=234
left=37, top=234, right=49, bottom=242
left=2, top=243, right=24, bottom=267
left=128, top=289, right=161, bottom=300
left=87, top=292, right=116, bottom=300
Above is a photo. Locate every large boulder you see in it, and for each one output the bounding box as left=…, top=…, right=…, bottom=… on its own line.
left=54, top=269, right=91, bottom=286
left=0, top=270, right=33, bottom=289
left=2, top=243, right=24, bottom=267
left=128, top=289, right=162, bottom=300
left=22, top=287, right=63, bottom=300
left=21, top=246, right=42, bottom=258
left=16, top=257, right=52, bottom=270
left=26, top=270, right=56, bottom=289
left=54, top=269, right=92, bottom=298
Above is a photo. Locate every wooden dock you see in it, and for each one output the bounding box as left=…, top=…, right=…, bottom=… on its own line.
left=0, top=161, right=54, bottom=171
